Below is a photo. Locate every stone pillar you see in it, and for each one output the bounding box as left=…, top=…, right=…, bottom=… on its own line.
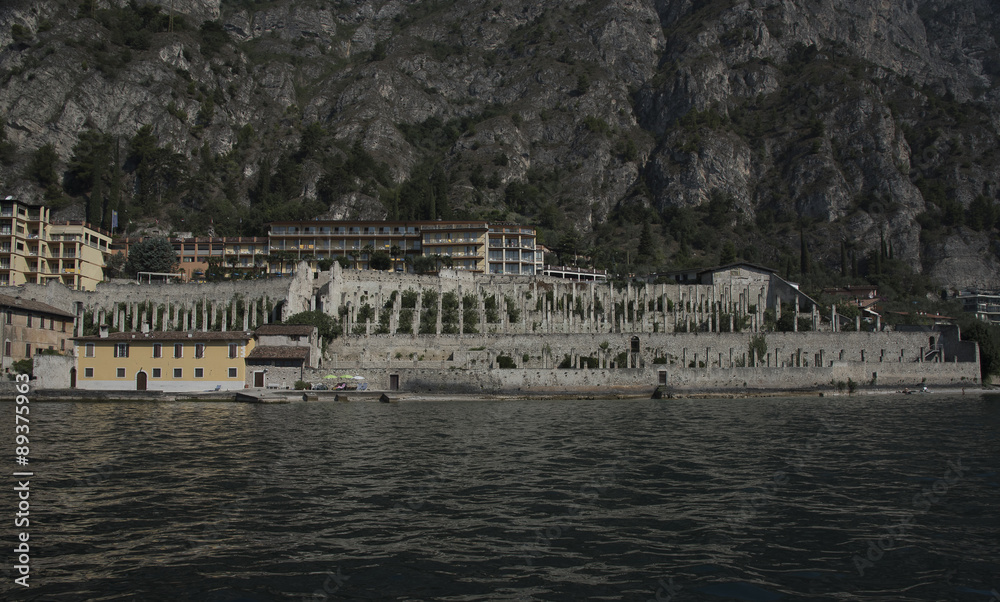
left=794, top=297, right=799, bottom=332
left=831, top=304, right=838, bottom=332
left=436, top=286, right=443, bottom=335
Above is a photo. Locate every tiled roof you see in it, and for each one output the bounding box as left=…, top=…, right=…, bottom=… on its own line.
left=254, top=324, right=316, bottom=336
left=0, top=293, right=75, bottom=319
left=73, top=330, right=253, bottom=342
left=246, top=346, right=310, bottom=360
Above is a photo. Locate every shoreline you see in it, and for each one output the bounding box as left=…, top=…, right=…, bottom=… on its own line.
left=23, top=384, right=997, bottom=403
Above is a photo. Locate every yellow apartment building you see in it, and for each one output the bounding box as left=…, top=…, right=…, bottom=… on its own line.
left=0, top=197, right=111, bottom=290
left=73, top=330, right=255, bottom=392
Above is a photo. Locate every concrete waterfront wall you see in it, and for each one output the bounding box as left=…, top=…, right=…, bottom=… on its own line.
left=302, top=359, right=978, bottom=395
left=326, top=330, right=977, bottom=372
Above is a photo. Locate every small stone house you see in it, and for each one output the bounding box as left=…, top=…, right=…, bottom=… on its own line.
left=252, top=324, right=320, bottom=368
left=245, top=324, right=319, bottom=388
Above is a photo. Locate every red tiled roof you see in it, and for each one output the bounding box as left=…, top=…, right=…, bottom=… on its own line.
left=73, top=330, right=253, bottom=341
left=246, top=346, right=309, bottom=360
left=254, top=324, right=316, bottom=336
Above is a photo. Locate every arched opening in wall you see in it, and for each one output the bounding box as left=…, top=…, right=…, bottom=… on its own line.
left=136, top=371, right=147, bottom=391
left=70, top=367, right=76, bottom=388
left=631, top=336, right=640, bottom=354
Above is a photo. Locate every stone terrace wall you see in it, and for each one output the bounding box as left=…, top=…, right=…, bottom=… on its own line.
left=2, top=272, right=304, bottom=334
left=319, top=267, right=816, bottom=337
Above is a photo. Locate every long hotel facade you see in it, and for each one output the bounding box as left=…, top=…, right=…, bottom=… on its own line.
left=109, top=220, right=543, bottom=279
left=267, top=220, right=541, bottom=276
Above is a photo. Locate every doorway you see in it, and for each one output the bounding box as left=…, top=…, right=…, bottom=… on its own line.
left=390, top=374, right=399, bottom=391
left=254, top=371, right=265, bottom=388
left=136, top=371, right=147, bottom=391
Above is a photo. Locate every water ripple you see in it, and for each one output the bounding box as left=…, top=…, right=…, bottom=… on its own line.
left=2, top=395, right=998, bottom=600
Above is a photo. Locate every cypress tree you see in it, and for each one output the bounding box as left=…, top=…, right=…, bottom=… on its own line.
left=799, top=226, right=809, bottom=274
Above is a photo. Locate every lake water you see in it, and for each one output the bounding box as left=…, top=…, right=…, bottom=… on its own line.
left=2, top=394, right=999, bottom=601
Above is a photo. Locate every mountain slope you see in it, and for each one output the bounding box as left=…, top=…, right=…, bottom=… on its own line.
left=1, top=0, right=998, bottom=291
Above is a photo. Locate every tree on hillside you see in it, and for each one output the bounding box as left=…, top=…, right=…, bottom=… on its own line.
left=370, top=250, right=392, bottom=271
left=961, top=319, right=1000, bottom=382
left=26, top=144, right=59, bottom=188
left=284, top=310, right=341, bottom=347
left=124, top=237, right=177, bottom=276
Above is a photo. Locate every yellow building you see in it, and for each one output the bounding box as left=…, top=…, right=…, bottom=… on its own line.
left=73, top=330, right=255, bottom=392
left=0, top=197, right=111, bottom=290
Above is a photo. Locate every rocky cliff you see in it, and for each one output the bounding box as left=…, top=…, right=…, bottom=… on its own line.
left=1, top=0, right=998, bottom=291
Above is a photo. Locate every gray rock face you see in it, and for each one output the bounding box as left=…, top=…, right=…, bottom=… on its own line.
left=1, top=0, right=999, bottom=290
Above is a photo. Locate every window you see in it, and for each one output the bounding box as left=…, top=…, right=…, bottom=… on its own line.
left=174, top=343, right=183, bottom=358
left=4, top=311, right=10, bottom=324
left=152, top=343, right=162, bottom=358
left=152, top=368, right=161, bottom=378
left=60, top=339, right=65, bottom=351
left=39, top=317, right=44, bottom=329
left=228, top=343, right=238, bottom=358
left=25, top=344, right=30, bottom=357
left=194, top=368, right=204, bottom=378
left=195, top=344, right=205, bottom=359
left=115, top=343, right=129, bottom=358
left=117, top=368, right=126, bottom=378
left=228, top=367, right=238, bottom=378
left=26, top=315, right=31, bottom=327
left=3, top=341, right=9, bottom=356
left=85, top=343, right=95, bottom=357
left=173, top=368, right=182, bottom=378
left=84, top=368, right=93, bottom=378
